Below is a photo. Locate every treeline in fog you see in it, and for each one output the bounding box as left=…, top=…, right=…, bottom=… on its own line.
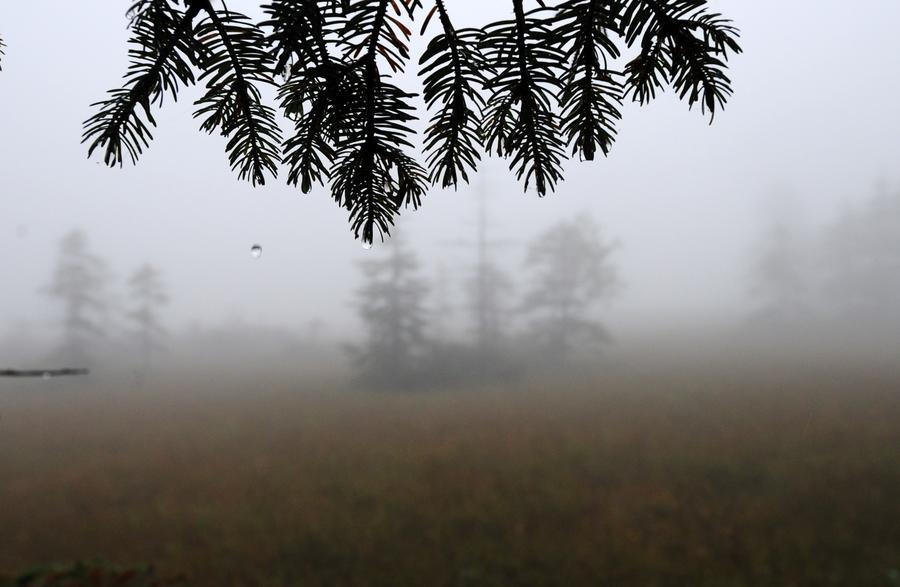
left=349, top=213, right=618, bottom=390
left=2, top=229, right=169, bottom=373
left=1, top=204, right=621, bottom=390
left=747, top=186, right=900, bottom=351
left=5, top=185, right=900, bottom=388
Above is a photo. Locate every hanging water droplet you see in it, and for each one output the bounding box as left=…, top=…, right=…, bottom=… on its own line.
left=250, top=244, right=263, bottom=259
left=362, top=241, right=373, bottom=251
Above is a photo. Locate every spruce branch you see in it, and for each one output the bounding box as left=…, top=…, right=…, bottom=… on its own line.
left=193, top=2, right=282, bottom=185
left=554, top=0, right=624, bottom=161
left=328, top=0, right=426, bottom=244
left=83, top=1, right=202, bottom=166
left=82, top=0, right=742, bottom=244
left=481, top=0, right=566, bottom=196
left=419, top=0, right=486, bottom=188
left=261, top=0, right=331, bottom=77
left=271, top=0, right=357, bottom=193
left=622, top=0, right=741, bottom=121
left=280, top=60, right=365, bottom=193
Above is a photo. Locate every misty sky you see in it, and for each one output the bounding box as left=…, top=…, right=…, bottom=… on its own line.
left=2, top=1, right=900, bottom=342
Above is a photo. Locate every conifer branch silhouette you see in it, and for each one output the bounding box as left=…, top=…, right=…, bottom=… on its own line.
left=193, top=2, right=282, bottom=185
left=622, top=0, right=741, bottom=121
left=481, top=0, right=567, bottom=195
left=331, top=0, right=427, bottom=245
left=555, top=0, right=624, bottom=161
left=83, top=1, right=203, bottom=166
left=419, top=0, right=485, bottom=188
left=84, top=0, right=741, bottom=243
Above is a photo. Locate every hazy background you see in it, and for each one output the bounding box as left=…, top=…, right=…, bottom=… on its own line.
left=2, top=0, right=900, bottom=374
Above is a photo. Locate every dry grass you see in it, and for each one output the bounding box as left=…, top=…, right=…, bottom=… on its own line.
left=1, top=364, right=899, bottom=586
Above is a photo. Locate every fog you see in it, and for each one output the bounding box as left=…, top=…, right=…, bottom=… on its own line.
left=2, top=1, right=900, bottom=381
left=4, top=5, right=900, bottom=583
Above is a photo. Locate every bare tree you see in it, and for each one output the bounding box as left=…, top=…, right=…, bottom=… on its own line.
left=349, top=234, right=430, bottom=389
left=44, top=230, right=109, bottom=366
left=521, top=216, right=618, bottom=366
left=429, top=262, right=454, bottom=342
left=127, top=264, right=169, bottom=363
left=464, top=184, right=515, bottom=376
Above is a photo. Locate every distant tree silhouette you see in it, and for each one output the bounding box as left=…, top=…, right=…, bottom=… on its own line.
left=429, top=262, right=454, bottom=341
left=822, top=190, right=900, bottom=325
left=464, top=185, right=515, bottom=376
left=80, top=0, right=741, bottom=243
left=750, top=219, right=811, bottom=325
left=127, top=264, right=169, bottom=362
left=467, top=263, right=513, bottom=354
left=521, top=216, right=617, bottom=365
left=304, top=318, right=325, bottom=344
left=349, top=234, right=430, bottom=389
left=44, top=230, right=110, bottom=366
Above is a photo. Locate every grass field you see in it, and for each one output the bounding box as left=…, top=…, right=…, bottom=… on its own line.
left=2, top=363, right=899, bottom=586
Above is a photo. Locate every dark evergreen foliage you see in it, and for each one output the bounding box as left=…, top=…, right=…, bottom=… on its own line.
left=193, top=9, right=282, bottom=185
left=481, top=1, right=567, bottom=195
left=82, top=0, right=740, bottom=243
left=419, top=2, right=486, bottom=188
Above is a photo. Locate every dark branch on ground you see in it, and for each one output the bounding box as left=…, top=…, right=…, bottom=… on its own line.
left=0, top=368, right=90, bottom=378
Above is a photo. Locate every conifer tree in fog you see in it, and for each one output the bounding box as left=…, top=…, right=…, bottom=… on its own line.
left=45, top=230, right=110, bottom=366
left=350, top=234, right=429, bottom=389
left=749, top=219, right=811, bottom=325
left=127, top=263, right=169, bottom=361
left=521, top=216, right=617, bottom=365
left=822, top=190, right=900, bottom=325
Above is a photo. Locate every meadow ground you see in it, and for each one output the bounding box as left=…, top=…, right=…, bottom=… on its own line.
left=1, top=361, right=899, bottom=586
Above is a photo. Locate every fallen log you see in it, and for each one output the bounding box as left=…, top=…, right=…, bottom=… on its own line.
left=0, top=368, right=90, bottom=378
